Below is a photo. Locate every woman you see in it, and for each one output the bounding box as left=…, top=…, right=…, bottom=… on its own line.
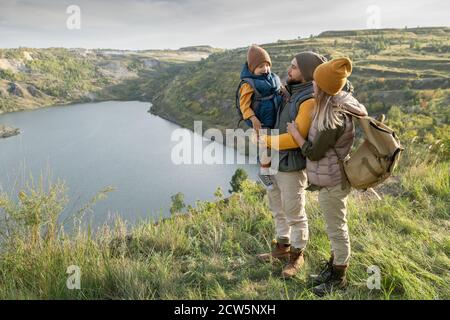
left=286, top=57, right=368, bottom=296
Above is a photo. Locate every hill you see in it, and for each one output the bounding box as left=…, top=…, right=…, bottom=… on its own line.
left=148, top=27, right=449, bottom=153
left=1, top=28, right=448, bottom=153
left=0, top=46, right=219, bottom=114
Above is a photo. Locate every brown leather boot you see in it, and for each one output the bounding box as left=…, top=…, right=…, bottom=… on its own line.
left=281, top=247, right=305, bottom=278
left=257, top=239, right=290, bottom=263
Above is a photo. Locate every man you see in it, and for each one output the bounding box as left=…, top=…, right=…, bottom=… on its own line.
left=257, top=52, right=327, bottom=278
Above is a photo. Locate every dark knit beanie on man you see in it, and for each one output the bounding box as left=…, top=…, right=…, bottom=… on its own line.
left=295, top=51, right=328, bottom=81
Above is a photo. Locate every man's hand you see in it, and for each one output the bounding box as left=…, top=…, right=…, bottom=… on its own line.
left=250, top=115, right=262, bottom=133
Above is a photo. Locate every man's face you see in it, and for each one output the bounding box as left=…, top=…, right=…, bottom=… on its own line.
left=287, top=58, right=304, bottom=85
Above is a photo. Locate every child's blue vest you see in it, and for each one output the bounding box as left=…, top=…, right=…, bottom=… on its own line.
left=236, top=63, right=282, bottom=128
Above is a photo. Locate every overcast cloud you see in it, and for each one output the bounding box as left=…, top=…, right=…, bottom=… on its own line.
left=0, top=0, right=449, bottom=49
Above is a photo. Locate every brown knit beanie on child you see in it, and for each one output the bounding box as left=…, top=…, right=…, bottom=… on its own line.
left=247, top=45, right=272, bottom=73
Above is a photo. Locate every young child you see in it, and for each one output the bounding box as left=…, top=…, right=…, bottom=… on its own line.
left=237, top=45, right=282, bottom=189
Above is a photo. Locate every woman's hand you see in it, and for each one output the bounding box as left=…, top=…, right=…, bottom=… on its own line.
left=287, top=121, right=305, bottom=147
left=287, top=121, right=299, bottom=137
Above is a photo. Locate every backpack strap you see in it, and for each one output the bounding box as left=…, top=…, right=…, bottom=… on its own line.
left=335, top=107, right=369, bottom=120
left=241, top=77, right=262, bottom=99
left=243, top=77, right=277, bottom=114
left=331, top=115, right=351, bottom=190
left=235, top=78, right=263, bottom=123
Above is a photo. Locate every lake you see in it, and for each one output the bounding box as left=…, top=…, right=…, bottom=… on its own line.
left=0, top=101, right=258, bottom=228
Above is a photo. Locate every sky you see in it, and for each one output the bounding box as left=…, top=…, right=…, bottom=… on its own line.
left=1, top=0, right=449, bottom=50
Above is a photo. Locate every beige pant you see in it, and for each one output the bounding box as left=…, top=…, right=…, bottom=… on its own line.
left=267, top=170, right=308, bottom=249
left=318, top=184, right=351, bottom=266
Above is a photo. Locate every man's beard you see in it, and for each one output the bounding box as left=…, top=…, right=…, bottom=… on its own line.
left=286, top=78, right=302, bottom=85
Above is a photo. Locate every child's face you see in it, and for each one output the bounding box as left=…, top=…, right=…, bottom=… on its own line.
left=253, top=62, right=270, bottom=75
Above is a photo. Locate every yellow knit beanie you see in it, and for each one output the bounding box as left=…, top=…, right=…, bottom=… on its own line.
left=247, top=45, right=272, bottom=73
left=313, top=57, right=352, bottom=95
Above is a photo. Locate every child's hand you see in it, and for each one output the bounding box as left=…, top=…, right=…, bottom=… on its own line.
left=250, top=116, right=262, bottom=133
left=250, top=131, right=259, bottom=145
left=258, top=135, right=267, bottom=148
left=250, top=132, right=267, bottom=148
left=287, top=121, right=299, bottom=137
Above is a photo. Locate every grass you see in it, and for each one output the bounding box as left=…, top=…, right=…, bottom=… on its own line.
left=0, top=145, right=448, bottom=300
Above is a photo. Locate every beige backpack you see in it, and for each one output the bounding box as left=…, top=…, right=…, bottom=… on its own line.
left=338, top=110, right=404, bottom=190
